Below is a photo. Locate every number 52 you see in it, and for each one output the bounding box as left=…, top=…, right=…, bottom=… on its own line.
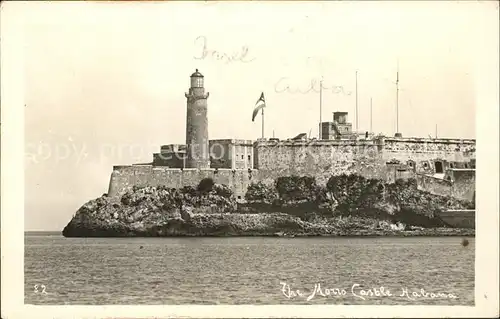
left=34, top=284, right=47, bottom=294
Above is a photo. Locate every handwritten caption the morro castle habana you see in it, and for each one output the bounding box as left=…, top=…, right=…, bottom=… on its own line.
left=280, top=282, right=459, bottom=302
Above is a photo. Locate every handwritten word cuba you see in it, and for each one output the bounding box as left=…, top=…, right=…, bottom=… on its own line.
left=280, top=282, right=458, bottom=301
left=193, top=36, right=255, bottom=64
left=274, top=77, right=352, bottom=95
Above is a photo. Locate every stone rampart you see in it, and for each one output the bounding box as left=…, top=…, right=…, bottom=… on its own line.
left=416, top=173, right=452, bottom=197
left=252, top=137, right=475, bottom=186
left=108, top=165, right=259, bottom=200
left=253, top=139, right=385, bottom=186
left=381, top=137, right=476, bottom=164
left=437, top=210, right=475, bottom=229
left=107, top=137, right=476, bottom=200
left=450, top=169, right=476, bottom=202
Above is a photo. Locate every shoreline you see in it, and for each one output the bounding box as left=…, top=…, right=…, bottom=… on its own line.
left=62, top=229, right=475, bottom=238
left=62, top=176, right=475, bottom=238
left=60, top=235, right=475, bottom=238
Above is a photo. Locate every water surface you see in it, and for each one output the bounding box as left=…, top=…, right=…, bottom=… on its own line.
left=25, top=233, right=474, bottom=305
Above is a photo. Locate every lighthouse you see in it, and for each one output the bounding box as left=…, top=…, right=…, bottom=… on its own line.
left=185, top=69, right=210, bottom=169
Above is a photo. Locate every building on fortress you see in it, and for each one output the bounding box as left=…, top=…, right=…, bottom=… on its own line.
left=107, top=69, right=476, bottom=202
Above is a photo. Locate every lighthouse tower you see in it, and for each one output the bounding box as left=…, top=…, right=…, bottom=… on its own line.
left=185, top=69, right=210, bottom=169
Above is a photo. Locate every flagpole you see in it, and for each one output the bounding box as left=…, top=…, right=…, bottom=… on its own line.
left=262, top=106, right=264, bottom=138
left=253, top=92, right=266, bottom=138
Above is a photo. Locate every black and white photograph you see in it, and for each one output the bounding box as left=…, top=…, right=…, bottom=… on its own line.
left=1, top=1, right=499, bottom=318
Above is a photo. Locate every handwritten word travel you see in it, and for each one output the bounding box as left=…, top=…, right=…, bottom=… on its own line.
left=193, top=36, right=255, bottom=64
left=274, top=77, right=352, bottom=95
left=280, top=282, right=458, bottom=301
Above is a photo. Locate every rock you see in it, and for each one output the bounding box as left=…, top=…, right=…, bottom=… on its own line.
left=180, top=207, right=193, bottom=222
left=62, top=174, right=475, bottom=237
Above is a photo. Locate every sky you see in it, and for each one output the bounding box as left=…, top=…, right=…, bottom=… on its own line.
left=17, top=1, right=494, bottom=230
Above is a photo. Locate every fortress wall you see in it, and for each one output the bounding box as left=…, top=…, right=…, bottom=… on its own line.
left=108, top=165, right=257, bottom=199
left=253, top=138, right=475, bottom=185
left=381, top=138, right=476, bottom=164
left=416, top=173, right=452, bottom=197
left=450, top=169, right=476, bottom=202
left=107, top=138, right=476, bottom=200
left=254, top=140, right=386, bottom=186
left=436, top=210, right=475, bottom=229
left=385, top=166, right=415, bottom=183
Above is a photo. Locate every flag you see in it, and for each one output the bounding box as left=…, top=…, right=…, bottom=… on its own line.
left=252, top=92, right=266, bottom=122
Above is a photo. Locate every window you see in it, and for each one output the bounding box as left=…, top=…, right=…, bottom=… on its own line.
left=248, top=155, right=251, bottom=161
left=449, top=163, right=454, bottom=168
left=241, top=155, right=244, bottom=159
left=435, top=161, right=444, bottom=174
left=423, top=162, right=429, bottom=169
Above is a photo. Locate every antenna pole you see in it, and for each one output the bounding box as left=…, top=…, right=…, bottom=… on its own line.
left=396, top=60, right=400, bottom=134
left=370, top=97, right=373, bottom=133
left=319, top=77, right=323, bottom=139
left=435, top=124, right=438, bottom=139
left=355, top=70, right=358, bottom=133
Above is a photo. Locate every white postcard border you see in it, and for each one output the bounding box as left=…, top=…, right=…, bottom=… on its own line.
left=1, top=1, right=498, bottom=318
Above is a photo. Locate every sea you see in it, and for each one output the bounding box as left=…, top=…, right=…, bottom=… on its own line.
left=24, top=232, right=475, bottom=305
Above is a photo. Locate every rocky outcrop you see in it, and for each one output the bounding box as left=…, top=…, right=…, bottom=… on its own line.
left=62, top=175, right=475, bottom=237
left=62, top=183, right=237, bottom=237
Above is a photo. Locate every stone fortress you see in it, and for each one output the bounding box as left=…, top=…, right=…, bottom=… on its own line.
left=108, top=69, right=476, bottom=203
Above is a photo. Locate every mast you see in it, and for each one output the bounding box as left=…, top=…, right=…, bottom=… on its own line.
left=396, top=60, right=400, bottom=134
left=355, top=70, right=358, bottom=133
left=370, top=97, right=373, bottom=133
left=319, top=77, right=323, bottom=139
